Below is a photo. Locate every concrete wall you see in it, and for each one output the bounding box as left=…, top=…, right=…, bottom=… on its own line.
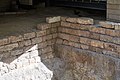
left=107, top=0, right=120, bottom=21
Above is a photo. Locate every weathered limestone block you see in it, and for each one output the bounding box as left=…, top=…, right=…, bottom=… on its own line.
left=46, top=16, right=61, bottom=23
left=37, top=23, right=51, bottom=30
left=24, top=32, right=35, bottom=40
left=8, top=35, right=23, bottom=43
left=0, top=38, right=8, bottom=46
left=66, top=17, right=94, bottom=24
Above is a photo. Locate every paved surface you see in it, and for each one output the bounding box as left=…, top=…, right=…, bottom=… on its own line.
left=0, top=7, right=105, bottom=38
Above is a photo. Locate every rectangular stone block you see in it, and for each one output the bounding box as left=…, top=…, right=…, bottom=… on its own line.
left=0, top=38, right=8, bottom=46
left=8, top=35, right=23, bottom=43
left=90, top=40, right=104, bottom=48
left=100, top=35, right=113, bottom=43
left=51, top=22, right=60, bottom=27
left=104, top=43, right=118, bottom=52
left=32, top=37, right=42, bottom=44
left=99, top=21, right=115, bottom=29
left=37, top=23, right=51, bottom=30
left=90, top=27, right=105, bottom=34
left=36, top=30, right=46, bottom=37
left=24, top=32, right=35, bottom=40
left=90, top=32, right=100, bottom=40
left=80, top=37, right=91, bottom=45
left=105, top=29, right=116, bottom=36
left=56, top=39, right=63, bottom=44
left=66, top=17, right=94, bottom=25
left=4, top=43, right=18, bottom=51
left=46, top=16, right=61, bottom=23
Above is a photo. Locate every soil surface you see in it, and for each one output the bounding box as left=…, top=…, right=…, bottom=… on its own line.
left=0, top=7, right=105, bottom=38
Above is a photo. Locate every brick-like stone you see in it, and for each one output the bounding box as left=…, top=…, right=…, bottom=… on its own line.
left=103, top=50, right=118, bottom=58
left=63, top=39, right=69, bottom=45
left=90, top=27, right=105, bottom=34
left=8, top=35, right=23, bottom=43
left=52, top=33, right=58, bottom=39
left=61, top=16, right=68, bottom=21
left=42, top=35, right=52, bottom=41
left=77, top=17, right=94, bottom=25
left=99, top=21, right=115, bottom=29
left=113, top=37, right=120, bottom=45
left=51, top=22, right=60, bottom=27
left=105, top=29, right=116, bottom=36
left=46, top=16, right=61, bottom=23
left=24, top=32, right=35, bottom=40
left=79, top=30, right=90, bottom=37
left=90, top=32, right=100, bottom=40
left=69, top=35, right=80, bottom=42
left=36, top=30, right=46, bottom=37
left=32, top=37, right=42, bottom=44
left=38, top=42, right=47, bottom=49
left=61, top=21, right=71, bottom=27
left=0, top=38, right=8, bottom=46
left=56, top=39, right=63, bottom=44
left=114, top=23, right=120, bottom=30
left=80, top=37, right=91, bottom=45
left=0, top=43, right=19, bottom=52
left=80, top=44, right=89, bottom=50
left=24, top=40, right=32, bottom=46
left=115, top=30, right=120, bottom=37
left=37, top=23, right=51, bottom=30
left=41, top=46, right=53, bottom=54
left=91, top=40, right=104, bottom=48
left=66, top=17, right=78, bottom=23
left=104, top=43, right=118, bottom=52
left=11, top=49, right=23, bottom=56
left=100, top=35, right=113, bottom=43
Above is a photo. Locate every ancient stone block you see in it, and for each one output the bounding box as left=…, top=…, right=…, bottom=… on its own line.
left=99, top=21, right=115, bottom=29
left=100, top=34, right=113, bottom=43
left=66, top=17, right=78, bottom=23
left=24, top=32, right=35, bottom=40
left=46, top=16, right=61, bottom=23
left=24, top=40, right=32, bottom=46
left=0, top=38, right=8, bottom=46
left=77, top=17, right=94, bottom=25
left=0, top=43, right=19, bottom=52
left=80, top=44, right=89, bottom=50
left=8, top=35, right=23, bottom=43
left=36, top=30, right=46, bottom=37
left=80, top=37, right=91, bottom=45
left=61, top=16, right=68, bottom=21
left=104, top=43, right=118, bottom=52
left=79, top=30, right=90, bottom=37
left=31, top=37, right=42, bottom=45
left=91, top=40, right=104, bottom=48
left=105, top=29, right=116, bottom=36
left=56, top=39, right=63, bottom=44
left=90, top=32, right=100, bottom=40
left=11, top=49, right=23, bottom=56
left=37, top=23, right=51, bottom=30
left=61, top=21, right=71, bottom=27
left=51, top=22, right=60, bottom=27
left=90, top=27, right=105, bottom=34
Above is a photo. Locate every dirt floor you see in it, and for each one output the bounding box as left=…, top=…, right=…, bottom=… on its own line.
left=0, top=7, right=106, bottom=38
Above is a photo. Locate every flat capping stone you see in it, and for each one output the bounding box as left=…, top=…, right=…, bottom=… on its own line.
left=46, top=16, right=61, bottom=23
left=99, top=21, right=120, bottom=30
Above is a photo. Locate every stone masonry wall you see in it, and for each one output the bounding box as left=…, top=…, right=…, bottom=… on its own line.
left=0, top=16, right=120, bottom=80
left=55, top=16, right=120, bottom=80
left=0, top=20, right=59, bottom=79
left=107, top=0, right=120, bottom=21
